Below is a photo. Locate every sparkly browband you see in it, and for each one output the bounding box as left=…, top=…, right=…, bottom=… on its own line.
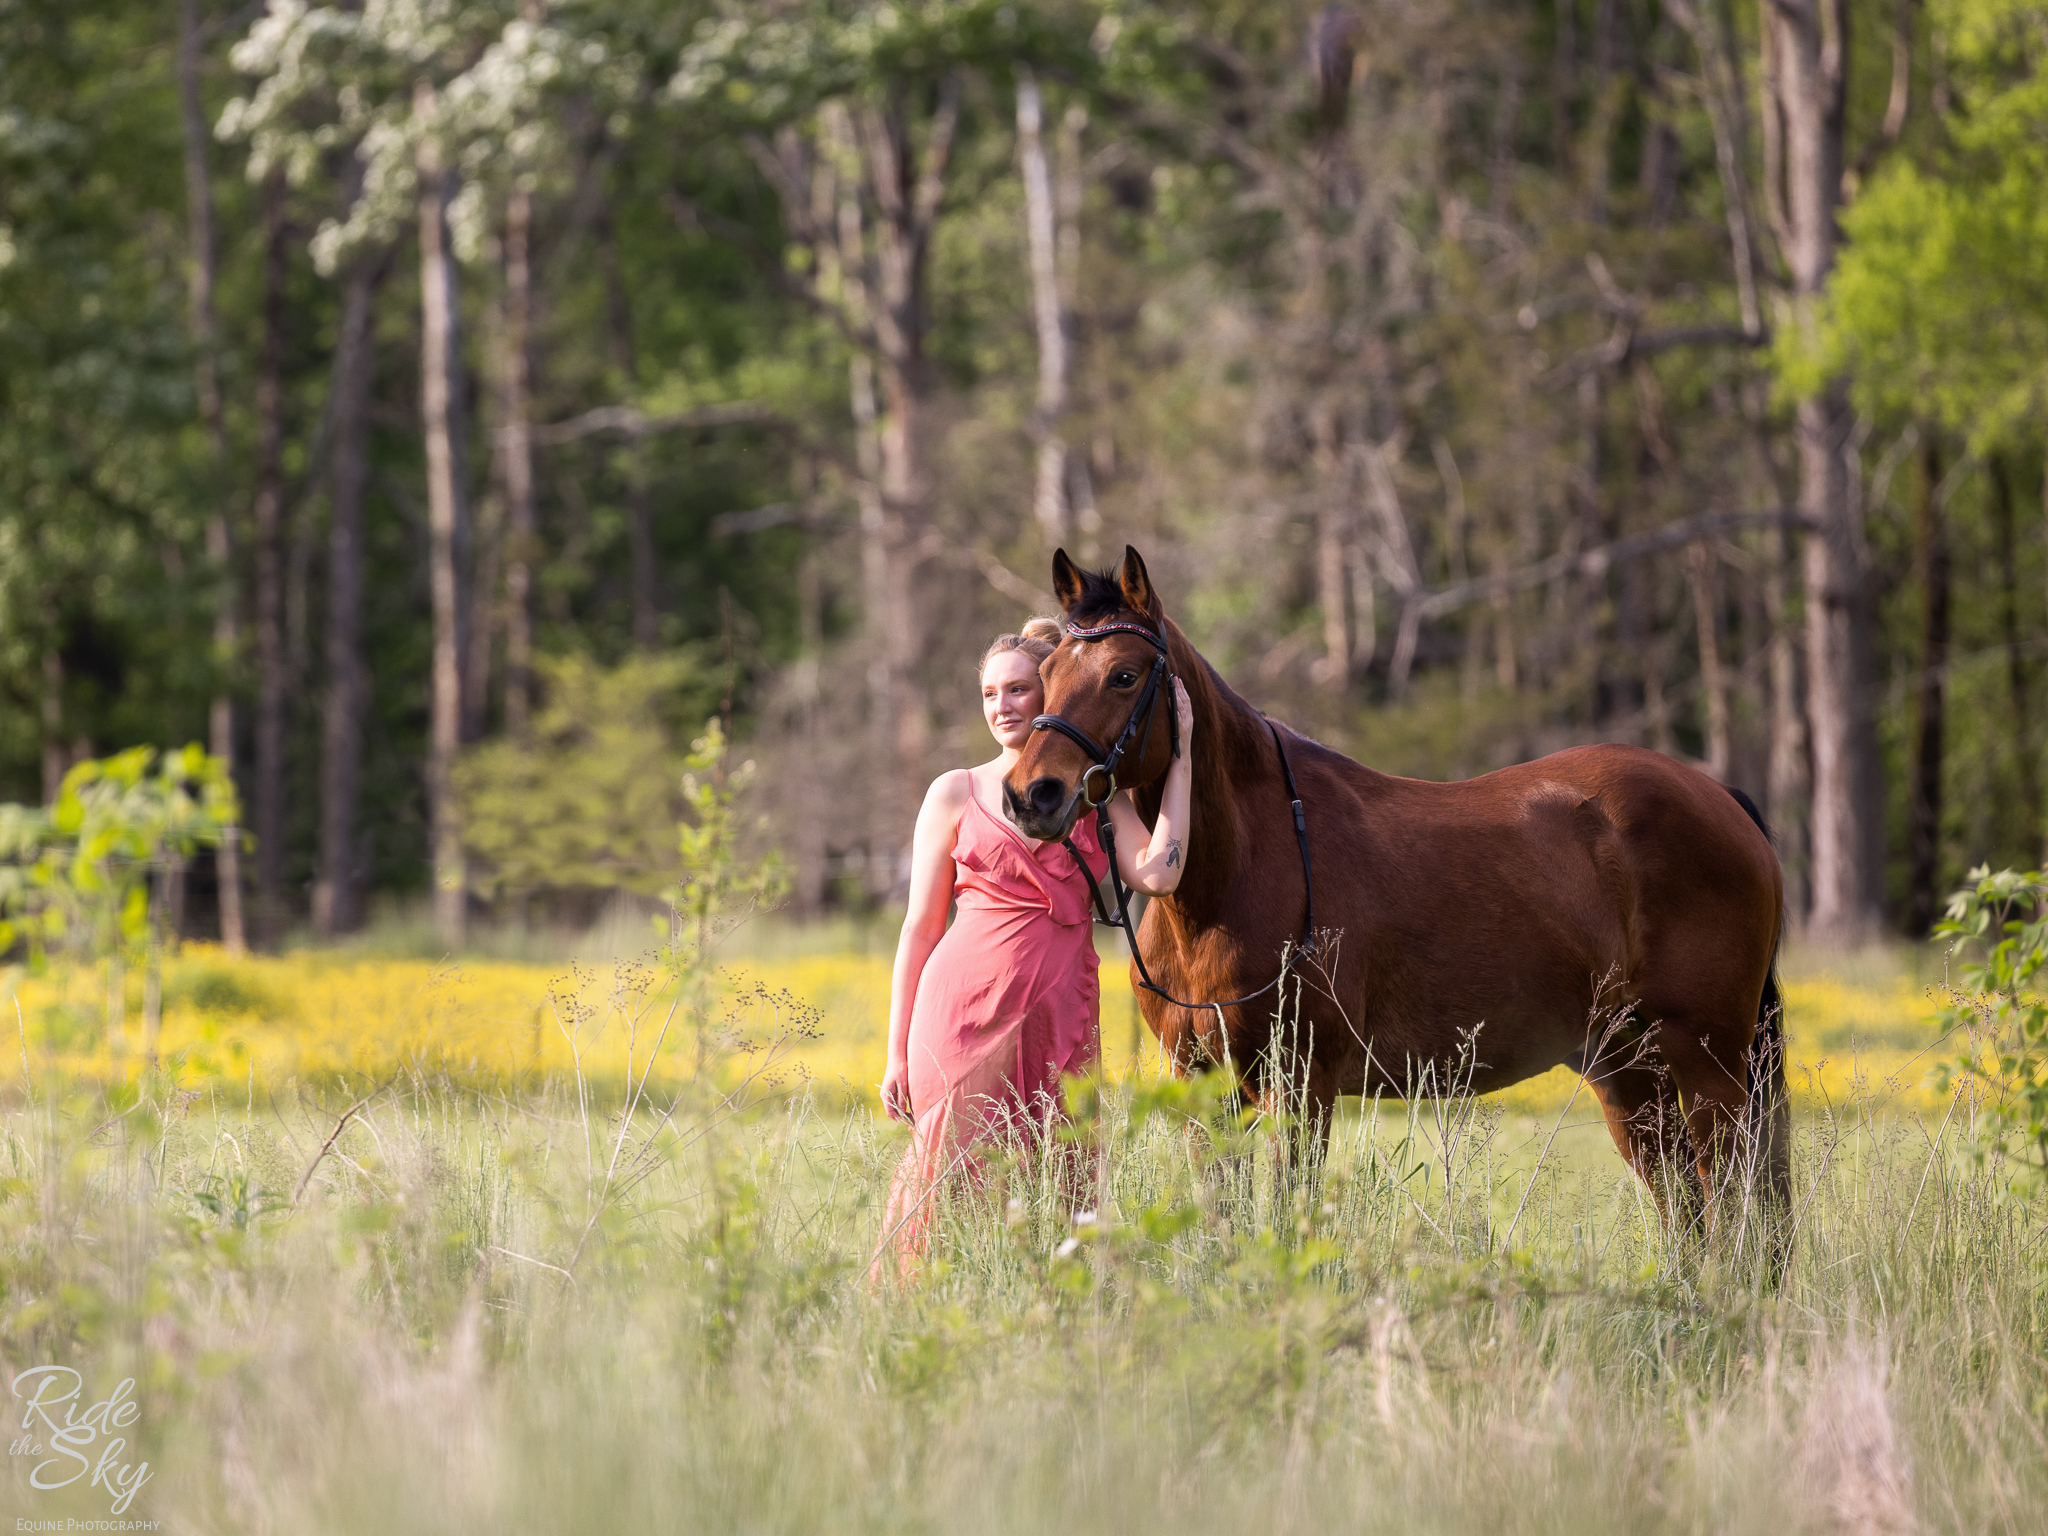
left=1064, top=618, right=1166, bottom=648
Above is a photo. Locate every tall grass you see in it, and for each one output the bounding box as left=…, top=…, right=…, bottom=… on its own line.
left=2, top=1004, right=2042, bottom=1535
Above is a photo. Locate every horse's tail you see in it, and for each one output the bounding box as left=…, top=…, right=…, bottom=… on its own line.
left=1725, top=786, right=1793, bottom=1236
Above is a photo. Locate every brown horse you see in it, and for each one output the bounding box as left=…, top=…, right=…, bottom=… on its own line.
left=1003, top=547, right=1790, bottom=1233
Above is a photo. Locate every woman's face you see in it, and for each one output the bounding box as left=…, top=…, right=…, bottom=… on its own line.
left=981, top=649, right=1045, bottom=751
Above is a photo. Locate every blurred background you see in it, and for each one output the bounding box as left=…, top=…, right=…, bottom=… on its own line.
left=2, top=0, right=2042, bottom=955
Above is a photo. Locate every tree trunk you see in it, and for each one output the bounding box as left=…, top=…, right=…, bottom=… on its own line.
left=1018, top=67, right=1070, bottom=545
left=2039, top=435, right=2048, bottom=868
left=252, top=172, right=289, bottom=948
left=790, top=519, right=827, bottom=916
left=1311, top=403, right=1351, bottom=687
left=313, top=252, right=383, bottom=937
left=417, top=81, right=467, bottom=950
left=501, top=181, right=538, bottom=734
left=1799, top=383, right=1880, bottom=941
left=599, top=201, right=657, bottom=651
left=1668, top=0, right=1763, bottom=336
left=179, top=0, right=245, bottom=954
left=1765, top=516, right=1811, bottom=917
left=464, top=483, right=500, bottom=743
left=1585, top=0, right=1623, bottom=224
left=1771, top=0, right=1877, bottom=942
left=1905, top=436, right=1949, bottom=934
left=859, top=83, right=958, bottom=886
left=1687, top=540, right=1731, bottom=779
left=1551, top=0, right=1577, bottom=174
left=818, top=104, right=893, bottom=897
left=1057, top=103, right=1099, bottom=562
left=39, top=624, right=62, bottom=805
left=1991, top=455, right=2043, bottom=863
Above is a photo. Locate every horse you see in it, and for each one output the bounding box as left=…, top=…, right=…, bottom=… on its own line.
left=1002, top=546, right=1790, bottom=1242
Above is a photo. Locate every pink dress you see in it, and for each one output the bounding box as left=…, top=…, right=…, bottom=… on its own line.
left=875, top=792, right=1109, bottom=1277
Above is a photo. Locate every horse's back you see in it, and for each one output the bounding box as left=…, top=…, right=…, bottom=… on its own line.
left=1295, top=739, right=1779, bottom=1088
left=1349, top=741, right=1776, bottom=905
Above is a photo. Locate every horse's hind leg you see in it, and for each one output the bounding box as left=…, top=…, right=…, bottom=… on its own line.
left=1653, top=1021, right=1759, bottom=1224
left=1583, top=1054, right=1705, bottom=1239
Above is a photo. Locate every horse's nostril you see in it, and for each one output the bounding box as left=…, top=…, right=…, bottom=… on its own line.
left=1027, top=777, right=1065, bottom=816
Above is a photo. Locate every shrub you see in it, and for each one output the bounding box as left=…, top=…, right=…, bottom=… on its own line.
left=456, top=650, right=721, bottom=914
left=1932, top=864, right=2048, bottom=1178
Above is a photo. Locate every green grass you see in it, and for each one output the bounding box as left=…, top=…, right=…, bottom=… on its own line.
left=1, top=1040, right=2043, bottom=1535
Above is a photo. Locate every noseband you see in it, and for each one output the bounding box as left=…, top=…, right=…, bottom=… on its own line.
left=1031, top=616, right=1318, bottom=1044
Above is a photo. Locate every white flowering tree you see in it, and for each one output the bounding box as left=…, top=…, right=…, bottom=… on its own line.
left=220, top=0, right=631, bottom=947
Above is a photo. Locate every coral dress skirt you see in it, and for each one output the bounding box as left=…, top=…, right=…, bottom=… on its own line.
left=876, top=792, right=1108, bottom=1275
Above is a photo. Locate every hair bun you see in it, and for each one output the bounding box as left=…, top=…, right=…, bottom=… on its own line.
left=1020, top=615, right=1064, bottom=645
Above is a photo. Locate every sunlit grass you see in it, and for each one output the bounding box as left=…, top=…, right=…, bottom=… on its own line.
left=0, top=1045, right=2038, bottom=1533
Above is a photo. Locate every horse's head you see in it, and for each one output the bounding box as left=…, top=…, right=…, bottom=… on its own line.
left=1003, top=545, right=1179, bottom=841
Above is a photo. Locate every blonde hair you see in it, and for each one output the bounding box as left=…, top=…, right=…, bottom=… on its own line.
left=980, top=616, right=1064, bottom=673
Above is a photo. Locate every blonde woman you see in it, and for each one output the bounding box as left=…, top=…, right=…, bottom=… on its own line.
left=872, top=618, right=1195, bottom=1276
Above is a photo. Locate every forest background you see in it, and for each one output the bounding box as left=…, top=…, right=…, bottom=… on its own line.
left=3, top=0, right=2045, bottom=956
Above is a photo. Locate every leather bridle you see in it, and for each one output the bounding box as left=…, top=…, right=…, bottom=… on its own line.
left=1030, top=618, right=1179, bottom=810
left=1030, top=616, right=1318, bottom=1034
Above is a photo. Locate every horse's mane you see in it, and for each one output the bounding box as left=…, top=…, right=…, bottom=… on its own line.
left=1062, top=566, right=1134, bottom=626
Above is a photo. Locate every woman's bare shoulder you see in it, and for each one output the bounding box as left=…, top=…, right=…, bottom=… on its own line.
left=921, top=768, right=973, bottom=814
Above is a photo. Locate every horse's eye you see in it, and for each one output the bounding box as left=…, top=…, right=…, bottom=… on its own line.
left=1110, top=671, right=1138, bottom=689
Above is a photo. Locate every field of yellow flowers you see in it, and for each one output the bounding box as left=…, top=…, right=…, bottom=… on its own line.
left=0, top=929, right=1956, bottom=1112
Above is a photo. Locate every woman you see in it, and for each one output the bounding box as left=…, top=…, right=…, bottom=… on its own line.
left=872, top=617, right=1195, bottom=1277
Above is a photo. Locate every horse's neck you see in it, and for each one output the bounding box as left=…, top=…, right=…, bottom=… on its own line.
left=1135, top=626, right=1264, bottom=920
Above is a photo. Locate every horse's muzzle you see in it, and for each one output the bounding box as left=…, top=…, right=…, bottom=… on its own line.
left=1003, top=775, right=1083, bottom=842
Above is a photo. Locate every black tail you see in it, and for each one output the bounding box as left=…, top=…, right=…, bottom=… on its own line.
left=1726, top=787, right=1793, bottom=1258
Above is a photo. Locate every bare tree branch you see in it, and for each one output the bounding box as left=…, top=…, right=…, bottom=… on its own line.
left=1541, top=322, right=1766, bottom=385
left=1410, top=507, right=1811, bottom=620
left=910, top=72, right=962, bottom=241
left=530, top=401, right=779, bottom=444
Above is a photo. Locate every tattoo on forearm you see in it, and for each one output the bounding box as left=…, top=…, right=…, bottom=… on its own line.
left=1165, top=838, right=1182, bottom=869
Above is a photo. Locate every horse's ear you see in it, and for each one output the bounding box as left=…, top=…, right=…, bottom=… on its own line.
left=1051, top=548, right=1086, bottom=614
left=1119, top=545, right=1164, bottom=625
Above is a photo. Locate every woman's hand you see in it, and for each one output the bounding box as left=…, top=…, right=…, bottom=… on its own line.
left=1171, top=676, right=1195, bottom=756
left=881, top=1057, right=912, bottom=1123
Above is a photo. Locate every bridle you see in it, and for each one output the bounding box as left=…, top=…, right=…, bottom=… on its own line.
left=1030, top=618, right=1179, bottom=810
left=1029, top=616, right=1318, bottom=1035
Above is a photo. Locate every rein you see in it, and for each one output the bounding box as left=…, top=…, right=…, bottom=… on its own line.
left=1031, top=618, right=1318, bottom=1030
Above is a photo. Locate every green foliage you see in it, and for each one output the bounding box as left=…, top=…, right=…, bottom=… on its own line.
left=9, top=0, right=2048, bottom=934
left=670, top=718, right=790, bottom=960
left=0, top=3, right=213, bottom=793
left=456, top=650, right=719, bottom=907
left=1932, top=864, right=2048, bottom=1177
left=1792, top=0, right=2048, bottom=444
left=191, top=1165, right=291, bottom=1231
left=0, top=744, right=238, bottom=963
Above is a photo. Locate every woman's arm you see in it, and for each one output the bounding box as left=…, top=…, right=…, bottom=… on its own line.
left=881, top=771, right=970, bottom=1122
left=1105, top=677, right=1195, bottom=897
